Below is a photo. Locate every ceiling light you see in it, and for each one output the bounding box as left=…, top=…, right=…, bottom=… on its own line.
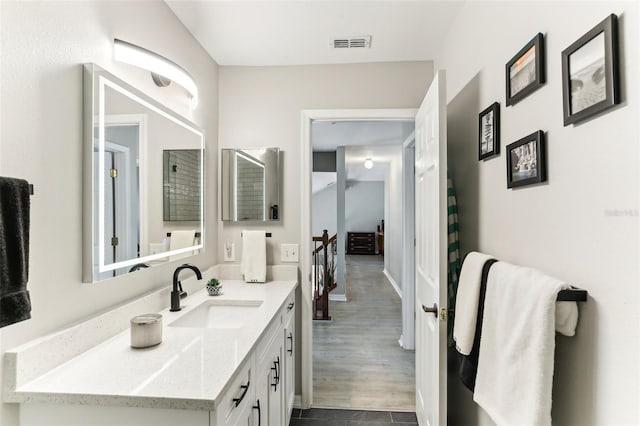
left=113, top=38, right=199, bottom=108
left=364, top=158, right=374, bottom=169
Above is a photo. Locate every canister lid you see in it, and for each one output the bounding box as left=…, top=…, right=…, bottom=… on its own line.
left=131, top=313, right=162, bottom=325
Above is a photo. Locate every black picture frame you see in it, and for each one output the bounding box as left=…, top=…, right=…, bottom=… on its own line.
left=561, top=14, right=619, bottom=126
left=506, top=33, right=545, bottom=106
left=478, top=102, right=500, bottom=160
left=506, top=130, right=546, bottom=189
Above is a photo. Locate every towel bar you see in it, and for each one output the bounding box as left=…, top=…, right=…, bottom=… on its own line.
left=556, top=287, right=587, bottom=301
left=428, top=288, right=588, bottom=318
left=166, top=232, right=202, bottom=238
left=241, top=232, right=272, bottom=238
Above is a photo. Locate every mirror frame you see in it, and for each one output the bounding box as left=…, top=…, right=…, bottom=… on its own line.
left=82, top=63, right=205, bottom=282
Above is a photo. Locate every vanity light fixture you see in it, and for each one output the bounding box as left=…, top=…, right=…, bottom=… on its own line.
left=364, top=158, right=374, bottom=169
left=113, top=38, right=199, bottom=108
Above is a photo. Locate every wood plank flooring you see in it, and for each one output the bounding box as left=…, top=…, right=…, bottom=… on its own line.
left=313, top=255, right=416, bottom=411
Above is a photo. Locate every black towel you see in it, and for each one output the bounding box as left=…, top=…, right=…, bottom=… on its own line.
left=459, top=258, right=497, bottom=392
left=0, top=177, right=31, bottom=328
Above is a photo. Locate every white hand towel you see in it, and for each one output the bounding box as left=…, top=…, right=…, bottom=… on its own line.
left=241, top=230, right=266, bottom=283
left=555, top=301, right=579, bottom=337
left=473, top=262, right=572, bottom=426
left=453, top=252, right=495, bottom=355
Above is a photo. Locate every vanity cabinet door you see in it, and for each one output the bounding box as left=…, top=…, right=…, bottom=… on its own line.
left=254, top=367, right=269, bottom=425
left=267, top=343, right=284, bottom=426
left=283, top=303, right=295, bottom=422
left=256, top=317, right=284, bottom=426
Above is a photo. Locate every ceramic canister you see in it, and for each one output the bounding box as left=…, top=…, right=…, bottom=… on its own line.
left=130, top=313, right=163, bottom=348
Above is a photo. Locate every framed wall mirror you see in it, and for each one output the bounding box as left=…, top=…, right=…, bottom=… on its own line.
left=221, top=148, right=280, bottom=221
left=83, top=64, right=205, bottom=283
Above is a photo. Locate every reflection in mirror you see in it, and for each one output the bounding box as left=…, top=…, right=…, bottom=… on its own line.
left=163, top=149, right=202, bottom=221
left=83, top=64, right=204, bottom=283
left=221, top=148, right=280, bottom=222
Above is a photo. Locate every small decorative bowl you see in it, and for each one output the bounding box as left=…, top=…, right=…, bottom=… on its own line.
left=207, top=285, right=222, bottom=296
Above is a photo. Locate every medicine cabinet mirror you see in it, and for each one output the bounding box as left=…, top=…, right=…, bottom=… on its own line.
left=83, top=63, right=204, bottom=283
left=221, top=148, right=280, bottom=221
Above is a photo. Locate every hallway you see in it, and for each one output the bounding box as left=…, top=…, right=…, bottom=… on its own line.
left=313, top=255, right=415, bottom=411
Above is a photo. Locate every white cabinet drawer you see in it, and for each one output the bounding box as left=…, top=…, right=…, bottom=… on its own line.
left=283, top=293, right=295, bottom=325
left=256, top=316, right=282, bottom=369
left=214, top=355, right=254, bottom=426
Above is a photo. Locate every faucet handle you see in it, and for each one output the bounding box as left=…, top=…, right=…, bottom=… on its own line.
left=177, top=281, right=188, bottom=299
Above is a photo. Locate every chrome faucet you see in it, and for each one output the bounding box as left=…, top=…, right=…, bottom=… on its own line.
left=170, top=263, right=202, bottom=312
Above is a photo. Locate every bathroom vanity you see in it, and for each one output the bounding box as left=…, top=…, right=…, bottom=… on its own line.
left=3, top=267, right=297, bottom=426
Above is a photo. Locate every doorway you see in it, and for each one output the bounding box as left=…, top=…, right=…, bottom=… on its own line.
left=301, top=109, right=418, bottom=410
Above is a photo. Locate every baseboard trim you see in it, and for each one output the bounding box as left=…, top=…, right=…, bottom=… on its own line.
left=383, top=269, right=402, bottom=299
left=293, top=395, right=304, bottom=409
left=329, top=293, right=347, bottom=302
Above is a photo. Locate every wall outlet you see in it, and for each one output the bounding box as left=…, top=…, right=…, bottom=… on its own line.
left=224, top=243, right=235, bottom=262
left=281, top=244, right=299, bottom=263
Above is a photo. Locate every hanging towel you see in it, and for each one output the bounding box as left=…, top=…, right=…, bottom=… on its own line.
left=241, top=230, right=266, bottom=283
left=473, top=262, right=574, bottom=426
left=168, top=230, right=196, bottom=261
left=446, top=172, right=461, bottom=340
left=555, top=301, right=579, bottom=337
left=453, top=251, right=495, bottom=355
left=459, top=258, right=497, bottom=392
left=0, top=177, right=32, bottom=328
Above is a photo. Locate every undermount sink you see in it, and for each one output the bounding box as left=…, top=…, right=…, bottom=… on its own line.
left=169, top=299, right=263, bottom=329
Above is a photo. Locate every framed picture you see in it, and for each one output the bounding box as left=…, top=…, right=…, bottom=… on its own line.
left=506, top=33, right=545, bottom=106
left=506, top=130, right=546, bottom=189
left=561, top=14, right=619, bottom=126
left=478, top=102, right=500, bottom=160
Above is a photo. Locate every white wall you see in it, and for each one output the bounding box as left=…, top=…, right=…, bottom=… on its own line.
left=383, top=147, right=404, bottom=291
left=312, top=184, right=337, bottom=237
left=345, top=181, right=384, bottom=234
left=217, top=61, right=434, bottom=267
left=0, top=3, right=219, bottom=425
left=436, top=2, right=639, bottom=425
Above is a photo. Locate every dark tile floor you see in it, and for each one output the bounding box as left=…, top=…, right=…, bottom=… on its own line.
left=289, top=408, right=418, bottom=425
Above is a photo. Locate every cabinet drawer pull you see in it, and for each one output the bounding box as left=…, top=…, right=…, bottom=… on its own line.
left=287, top=332, right=293, bottom=355
left=271, top=356, right=280, bottom=390
left=287, top=302, right=295, bottom=311
left=232, top=381, right=250, bottom=407
left=253, top=400, right=261, bottom=426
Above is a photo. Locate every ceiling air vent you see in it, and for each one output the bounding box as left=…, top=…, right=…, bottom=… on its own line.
left=331, top=36, right=372, bottom=49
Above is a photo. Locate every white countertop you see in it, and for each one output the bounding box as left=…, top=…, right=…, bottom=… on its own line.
left=6, top=279, right=297, bottom=411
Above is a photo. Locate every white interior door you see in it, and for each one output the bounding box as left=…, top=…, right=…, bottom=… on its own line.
left=414, top=70, right=447, bottom=426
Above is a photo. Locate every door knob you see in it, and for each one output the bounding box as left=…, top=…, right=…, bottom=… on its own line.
left=422, top=303, right=438, bottom=318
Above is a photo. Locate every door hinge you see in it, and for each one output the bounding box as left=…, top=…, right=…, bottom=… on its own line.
left=111, top=237, right=119, bottom=247
left=110, top=168, right=118, bottom=178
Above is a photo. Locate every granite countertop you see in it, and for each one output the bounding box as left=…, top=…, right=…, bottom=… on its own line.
left=6, top=279, right=297, bottom=411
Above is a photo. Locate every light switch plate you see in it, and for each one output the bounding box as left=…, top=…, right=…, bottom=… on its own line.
left=224, top=243, right=235, bottom=262
left=281, top=244, right=299, bottom=263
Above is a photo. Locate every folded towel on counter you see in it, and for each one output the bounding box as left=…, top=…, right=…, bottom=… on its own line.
left=453, top=252, right=496, bottom=355
left=459, top=258, right=497, bottom=392
left=473, top=262, right=574, bottom=426
left=0, top=177, right=32, bottom=328
left=241, top=230, right=266, bottom=283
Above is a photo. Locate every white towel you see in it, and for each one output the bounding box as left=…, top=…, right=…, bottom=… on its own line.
left=168, top=230, right=196, bottom=261
left=473, top=262, right=573, bottom=426
left=241, top=230, right=266, bottom=283
left=453, top=252, right=495, bottom=355
left=555, top=301, right=579, bottom=337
